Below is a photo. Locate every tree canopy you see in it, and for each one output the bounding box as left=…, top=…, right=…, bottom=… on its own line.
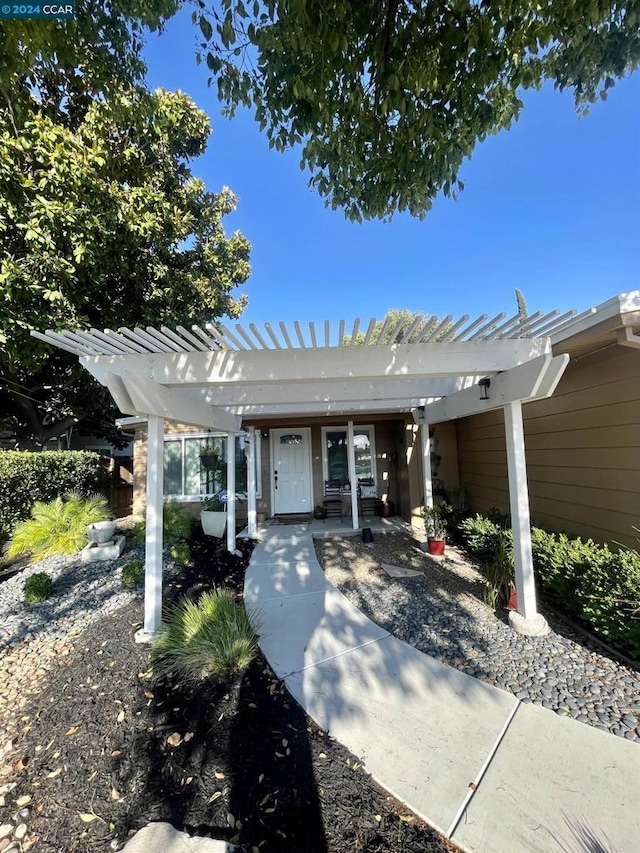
left=0, top=88, right=251, bottom=445
left=197, top=0, right=640, bottom=220
left=0, top=1, right=183, bottom=125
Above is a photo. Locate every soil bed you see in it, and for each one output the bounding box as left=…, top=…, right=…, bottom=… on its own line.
left=0, top=528, right=457, bottom=853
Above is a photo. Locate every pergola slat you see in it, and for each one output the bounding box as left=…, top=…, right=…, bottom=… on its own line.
left=145, top=327, right=186, bottom=353
left=452, top=314, right=488, bottom=342
left=174, top=326, right=210, bottom=351
left=293, top=321, right=306, bottom=348
left=249, top=323, right=271, bottom=349
left=264, top=323, right=283, bottom=349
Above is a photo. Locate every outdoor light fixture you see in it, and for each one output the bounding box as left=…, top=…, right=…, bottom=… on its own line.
left=479, top=378, right=491, bottom=400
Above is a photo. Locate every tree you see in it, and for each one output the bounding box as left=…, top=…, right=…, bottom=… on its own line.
left=345, top=309, right=452, bottom=344
left=0, top=89, right=251, bottom=445
left=0, top=1, right=183, bottom=127
left=196, top=0, right=640, bottom=221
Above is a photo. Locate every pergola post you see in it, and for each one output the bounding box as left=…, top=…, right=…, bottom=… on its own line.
left=246, top=426, right=257, bottom=536
left=420, top=422, right=434, bottom=511
left=347, top=420, right=359, bottom=529
left=136, top=414, right=164, bottom=643
left=504, top=401, right=549, bottom=636
left=226, top=433, right=236, bottom=552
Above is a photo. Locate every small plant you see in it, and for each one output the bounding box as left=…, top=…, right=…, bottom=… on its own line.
left=24, top=571, right=53, bottom=605
left=422, top=502, right=451, bottom=540
left=121, top=559, right=145, bottom=589
left=170, top=541, right=191, bottom=566
left=7, top=492, right=111, bottom=561
left=152, top=589, right=260, bottom=686
left=162, top=500, right=193, bottom=543
left=480, top=529, right=515, bottom=609
left=130, top=501, right=193, bottom=545
left=202, top=492, right=227, bottom=512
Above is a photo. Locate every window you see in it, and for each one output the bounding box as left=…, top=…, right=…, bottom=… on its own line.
left=163, top=433, right=261, bottom=499
left=321, top=426, right=376, bottom=487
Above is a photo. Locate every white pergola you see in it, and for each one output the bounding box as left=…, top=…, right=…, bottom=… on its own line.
left=34, top=307, right=585, bottom=641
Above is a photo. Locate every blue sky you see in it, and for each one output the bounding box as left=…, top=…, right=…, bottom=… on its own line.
left=143, top=8, right=640, bottom=329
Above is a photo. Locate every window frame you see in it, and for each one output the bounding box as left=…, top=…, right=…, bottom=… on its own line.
left=163, top=432, right=262, bottom=500
left=320, top=425, right=377, bottom=488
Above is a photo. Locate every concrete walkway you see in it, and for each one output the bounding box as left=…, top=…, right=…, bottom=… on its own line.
left=245, top=523, right=640, bottom=853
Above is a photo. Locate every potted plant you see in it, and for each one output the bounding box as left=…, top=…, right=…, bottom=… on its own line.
left=200, top=448, right=221, bottom=470
left=422, top=502, right=451, bottom=556
left=200, top=491, right=227, bottom=537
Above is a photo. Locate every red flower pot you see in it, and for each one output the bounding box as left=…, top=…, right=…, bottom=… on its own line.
left=428, top=538, right=445, bottom=556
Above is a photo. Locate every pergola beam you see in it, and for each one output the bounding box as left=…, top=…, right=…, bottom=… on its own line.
left=105, top=371, right=241, bottom=432
left=418, top=355, right=569, bottom=424
left=83, top=339, right=549, bottom=389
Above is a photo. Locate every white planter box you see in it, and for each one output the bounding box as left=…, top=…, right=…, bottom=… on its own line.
left=200, top=510, right=227, bottom=537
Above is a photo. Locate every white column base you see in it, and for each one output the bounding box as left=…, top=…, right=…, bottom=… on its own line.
left=508, top=610, right=550, bottom=637
left=134, top=627, right=164, bottom=644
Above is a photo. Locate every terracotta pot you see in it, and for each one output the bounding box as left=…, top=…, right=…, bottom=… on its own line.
left=507, top=585, right=518, bottom=611
left=427, top=537, right=445, bottom=556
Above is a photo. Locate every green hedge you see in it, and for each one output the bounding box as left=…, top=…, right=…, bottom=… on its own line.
left=459, top=514, right=640, bottom=661
left=0, top=450, right=103, bottom=543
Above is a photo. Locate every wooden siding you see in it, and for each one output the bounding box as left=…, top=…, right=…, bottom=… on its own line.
left=456, top=345, right=640, bottom=548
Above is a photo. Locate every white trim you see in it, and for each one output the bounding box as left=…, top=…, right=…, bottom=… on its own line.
left=347, top=421, right=359, bottom=530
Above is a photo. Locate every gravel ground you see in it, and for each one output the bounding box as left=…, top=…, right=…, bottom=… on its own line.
left=315, top=530, right=640, bottom=743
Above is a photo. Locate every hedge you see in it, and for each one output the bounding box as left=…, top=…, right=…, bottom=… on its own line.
left=0, top=450, right=104, bottom=543
left=459, top=514, right=640, bottom=662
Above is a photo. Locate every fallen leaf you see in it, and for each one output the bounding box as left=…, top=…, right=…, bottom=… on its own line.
left=144, top=691, right=154, bottom=700
left=282, top=738, right=288, bottom=748
left=79, top=812, right=99, bottom=823
left=214, top=771, right=225, bottom=780
left=318, top=753, right=327, bottom=759
left=258, top=773, right=264, bottom=784
left=46, top=769, right=61, bottom=779
left=66, top=726, right=79, bottom=736
left=166, top=733, right=182, bottom=747
left=185, top=777, right=193, bottom=785
left=227, top=813, right=236, bottom=828
left=375, top=815, right=382, bottom=823
left=14, top=757, right=28, bottom=771
left=183, top=732, right=194, bottom=743
left=110, top=750, right=122, bottom=758
left=111, top=788, right=121, bottom=801
left=207, top=791, right=223, bottom=804
left=116, top=710, right=125, bottom=723
left=15, top=795, right=32, bottom=806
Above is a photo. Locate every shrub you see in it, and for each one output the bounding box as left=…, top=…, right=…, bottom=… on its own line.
left=7, top=492, right=111, bottom=561
left=170, top=541, right=191, bottom=566
left=0, top=450, right=103, bottom=543
left=122, top=559, right=145, bottom=589
left=152, top=590, right=260, bottom=686
left=129, top=501, right=192, bottom=546
left=457, top=513, right=640, bottom=660
left=458, top=514, right=505, bottom=561
left=24, top=572, right=53, bottom=605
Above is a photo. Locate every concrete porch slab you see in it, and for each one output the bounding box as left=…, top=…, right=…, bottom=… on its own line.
left=284, top=633, right=517, bottom=837
left=451, top=700, right=640, bottom=853
left=257, top=589, right=390, bottom=679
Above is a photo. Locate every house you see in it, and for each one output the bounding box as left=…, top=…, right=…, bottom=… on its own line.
left=32, top=291, right=639, bottom=641
left=455, top=291, right=640, bottom=549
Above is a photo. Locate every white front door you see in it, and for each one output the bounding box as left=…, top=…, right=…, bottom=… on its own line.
left=270, top=428, right=313, bottom=514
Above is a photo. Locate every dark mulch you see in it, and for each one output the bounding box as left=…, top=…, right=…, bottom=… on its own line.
left=4, top=528, right=459, bottom=853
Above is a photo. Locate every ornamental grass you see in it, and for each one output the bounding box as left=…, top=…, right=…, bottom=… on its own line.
left=152, top=589, right=260, bottom=686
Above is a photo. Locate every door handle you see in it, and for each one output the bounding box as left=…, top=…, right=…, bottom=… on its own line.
left=274, top=470, right=278, bottom=489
